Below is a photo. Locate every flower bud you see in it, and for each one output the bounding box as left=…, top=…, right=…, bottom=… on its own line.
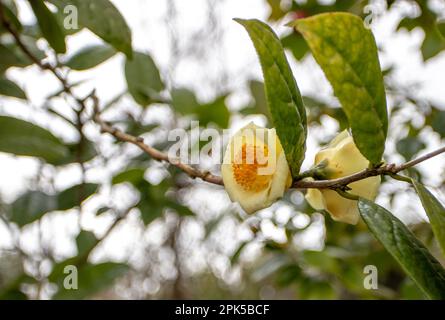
left=221, top=123, right=292, bottom=214
left=305, top=130, right=380, bottom=224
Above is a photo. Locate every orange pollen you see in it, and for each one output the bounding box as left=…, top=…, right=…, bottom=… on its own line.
left=232, top=143, right=272, bottom=192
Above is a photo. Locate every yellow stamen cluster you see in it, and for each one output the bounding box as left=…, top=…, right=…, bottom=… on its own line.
left=232, top=143, right=272, bottom=192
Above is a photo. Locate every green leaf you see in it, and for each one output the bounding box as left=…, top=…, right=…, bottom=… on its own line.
left=412, top=180, right=445, bottom=256
left=171, top=89, right=230, bottom=127
left=396, top=136, right=426, bottom=161
left=65, top=45, right=116, bottom=70
left=0, top=37, right=45, bottom=71
left=235, top=18, right=307, bottom=177
left=358, top=198, right=445, bottom=299
left=0, top=2, right=22, bottom=34
left=112, top=171, right=179, bottom=225
left=116, top=119, right=158, bottom=137
left=431, top=110, right=445, bottom=138
left=275, top=264, right=301, bottom=287
left=303, top=250, right=340, bottom=274
left=28, top=0, right=66, bottom=53
left=76, top=230, right=98, bottom=257
left=168, top=201, right=194, bottom=217
left=303, top=95, right=348, bottom=129
left=265, top=0, right=286, bottom=21
left=230, top=241, right=248, bottom=265
left=0, top=77, right=27, bottom=100
left=10, top=191, right=57, bottom=227
left=240, top=80, right=272, bottom=122
left=53, top=6, right=81, bottom=36
left=96, top=206, right=110, bottom=216
left=249, top=80, right=269, bottom=118
left=9, top=184, right=98, bottom=227
left=0, top=289, right=27, bottom=300
left=397, top=17, right=420, bottom=32
left=57, top=183, right=98, bottom=210
left=171, top=88, right=200, bottom=115
left=400, top=278, right=426, bottom=300
left=292, top=13, right=387, bottom=164
left=49, top=0, right=132, bottom=58
left=112, top=168, right=145, bottom=185
left=204, top=213, right=225, bottom=239
left=137, top=192, right=164, bottom=225
left=0, top=116, right=69, bottom=164
left=299, top=278, right=336, bottom=300
left=281, top=32, right=308, bottom=61
left=137, top=180, right=171, bottom=225
left=421, top=27, right=445, bottom=61
left=51, top=262, right=128, bottom=299
left=292, top=0, right=357, bottom=15
left=197, top=95, right=230, bottom=128
left=438, top=21, right=445, bottom=39
left=0, top=45, right=19, bottom=73
left=0, top=251, right=27, bottom=299
left=55, top=139, right=98, bottom=166
left=125, top=52, right=164, bottom=107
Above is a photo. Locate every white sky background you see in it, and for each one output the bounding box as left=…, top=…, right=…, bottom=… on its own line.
left=1, top=0, right=445, bottom=293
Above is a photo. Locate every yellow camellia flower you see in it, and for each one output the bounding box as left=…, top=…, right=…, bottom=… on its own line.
left=305, top=130, right=380, bottom=225
left=221, top=123, right=292, bottom=214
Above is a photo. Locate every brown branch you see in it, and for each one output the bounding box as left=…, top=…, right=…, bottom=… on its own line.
left=292, top=146, right=445, bottom=189
left=93, top=111, right=223, bottom=185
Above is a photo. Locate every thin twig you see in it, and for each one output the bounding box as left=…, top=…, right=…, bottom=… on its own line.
left=398, top=146, right=445, bottom=171
left=93, top=110, right=223, bottom=185
left=292, top=147, right=445, bottom=189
